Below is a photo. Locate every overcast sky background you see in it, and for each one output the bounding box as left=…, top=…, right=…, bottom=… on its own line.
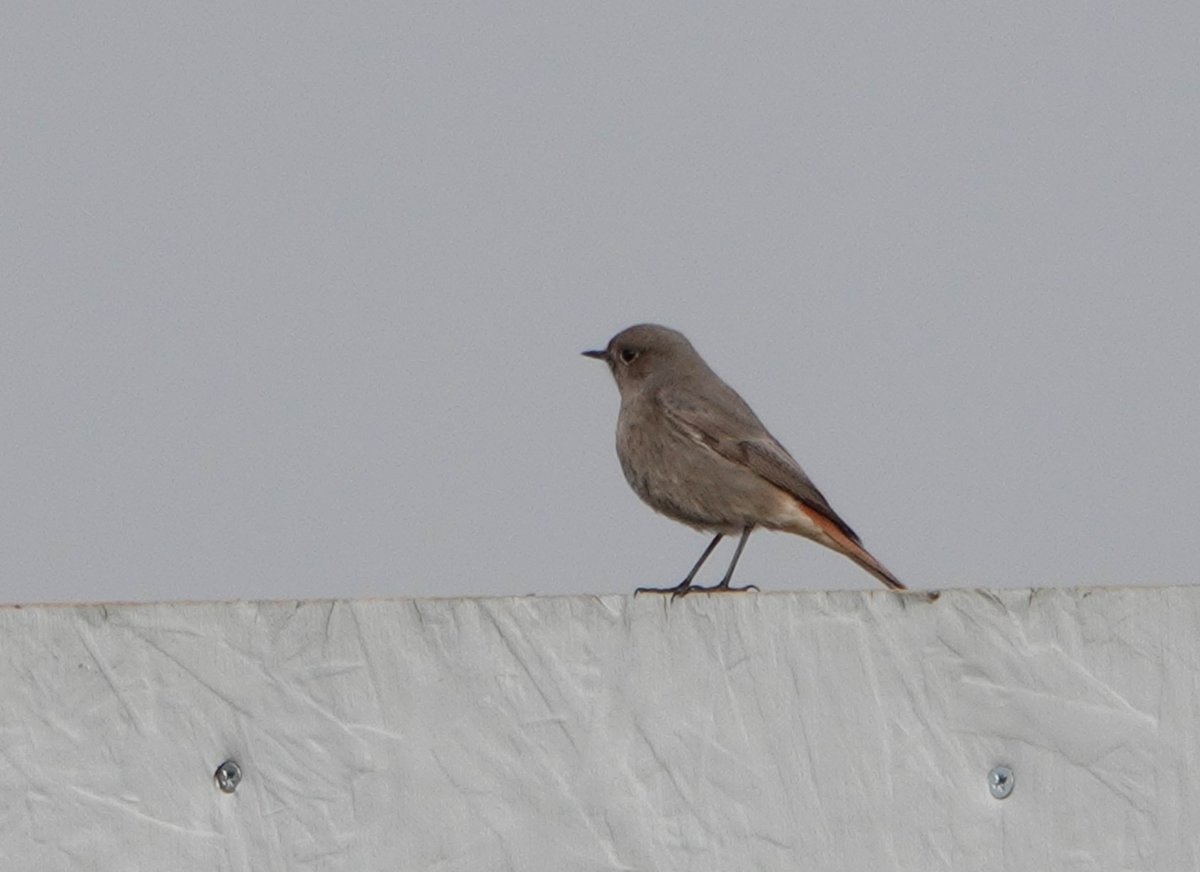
left=3, top=5, right=1198, bottom=604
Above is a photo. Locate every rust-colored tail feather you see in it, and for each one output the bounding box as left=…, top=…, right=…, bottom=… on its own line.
left=843, top=545, right=906, bottom=591
left=796, top=506, right=907, bottom=591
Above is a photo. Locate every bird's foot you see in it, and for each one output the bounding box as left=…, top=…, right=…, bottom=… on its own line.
left=634, top=581, right=760, bottom=600
left=685, top=582, right=760, bottom=597
left=634, top=580, right=694, bottom=599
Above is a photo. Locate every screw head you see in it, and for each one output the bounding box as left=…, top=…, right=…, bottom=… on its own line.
left=988, top=765, right=1014, bottom=799
left=214, top=759, right=242, bottom=794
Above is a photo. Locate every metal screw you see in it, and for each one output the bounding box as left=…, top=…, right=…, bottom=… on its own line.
left=214, top=759, right=242, bottom=794
left=988, top=765, right=1014, bottom=799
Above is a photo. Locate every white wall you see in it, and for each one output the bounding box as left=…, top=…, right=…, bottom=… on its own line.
left=2, top=588, right=1196, bottom=870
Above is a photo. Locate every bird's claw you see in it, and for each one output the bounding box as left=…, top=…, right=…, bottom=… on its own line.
left=634, top=583, right=691, bottom=598
left=634, top=582, right=760, bottom=600
left=688, top=583, right=760, bottom=597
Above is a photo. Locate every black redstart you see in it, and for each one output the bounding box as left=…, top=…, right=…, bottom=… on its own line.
left=584, top=323, right=906, bottom=596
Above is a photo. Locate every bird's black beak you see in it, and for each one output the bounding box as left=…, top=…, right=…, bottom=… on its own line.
left=581, top=349, right=608, bottom=360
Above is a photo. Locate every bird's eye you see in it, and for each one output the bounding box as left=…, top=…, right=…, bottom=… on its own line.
left=619, top=348, right=639, bottom=364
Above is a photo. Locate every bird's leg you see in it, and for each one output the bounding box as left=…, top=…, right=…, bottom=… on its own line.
left=635, top=533, right=723, bottom=597
left=693, top=526, right=758, bottom=594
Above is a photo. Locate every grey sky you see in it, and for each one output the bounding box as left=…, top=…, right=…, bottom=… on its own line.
left=3, top=5, right=1197, bottom=604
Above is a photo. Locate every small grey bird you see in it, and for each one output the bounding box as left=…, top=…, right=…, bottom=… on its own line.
left=584, top=324, right=905, bottom=596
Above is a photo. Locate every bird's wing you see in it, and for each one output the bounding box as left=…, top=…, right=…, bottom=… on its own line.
left=656, top=384, right=863, bottom=544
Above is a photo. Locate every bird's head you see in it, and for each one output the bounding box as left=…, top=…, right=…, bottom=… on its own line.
left=582, top=324, right=697, bottom=391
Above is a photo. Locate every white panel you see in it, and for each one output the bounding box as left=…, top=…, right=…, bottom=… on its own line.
left=1, top=588, right=1196, bottom=870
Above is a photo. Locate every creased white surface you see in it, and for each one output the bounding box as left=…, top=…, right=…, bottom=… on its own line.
left=1, top=588, right=1196, bottom=870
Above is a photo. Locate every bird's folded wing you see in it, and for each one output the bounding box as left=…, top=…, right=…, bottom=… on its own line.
left=656, top=386, right=863, bottom=544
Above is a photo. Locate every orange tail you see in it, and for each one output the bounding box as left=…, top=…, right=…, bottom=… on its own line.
left=840, top=541, right=906, bottom=591
left=795, top=507, right=907, bottom=591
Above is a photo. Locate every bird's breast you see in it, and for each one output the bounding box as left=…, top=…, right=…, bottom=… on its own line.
left=614, top=409, right=781, bottom=534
